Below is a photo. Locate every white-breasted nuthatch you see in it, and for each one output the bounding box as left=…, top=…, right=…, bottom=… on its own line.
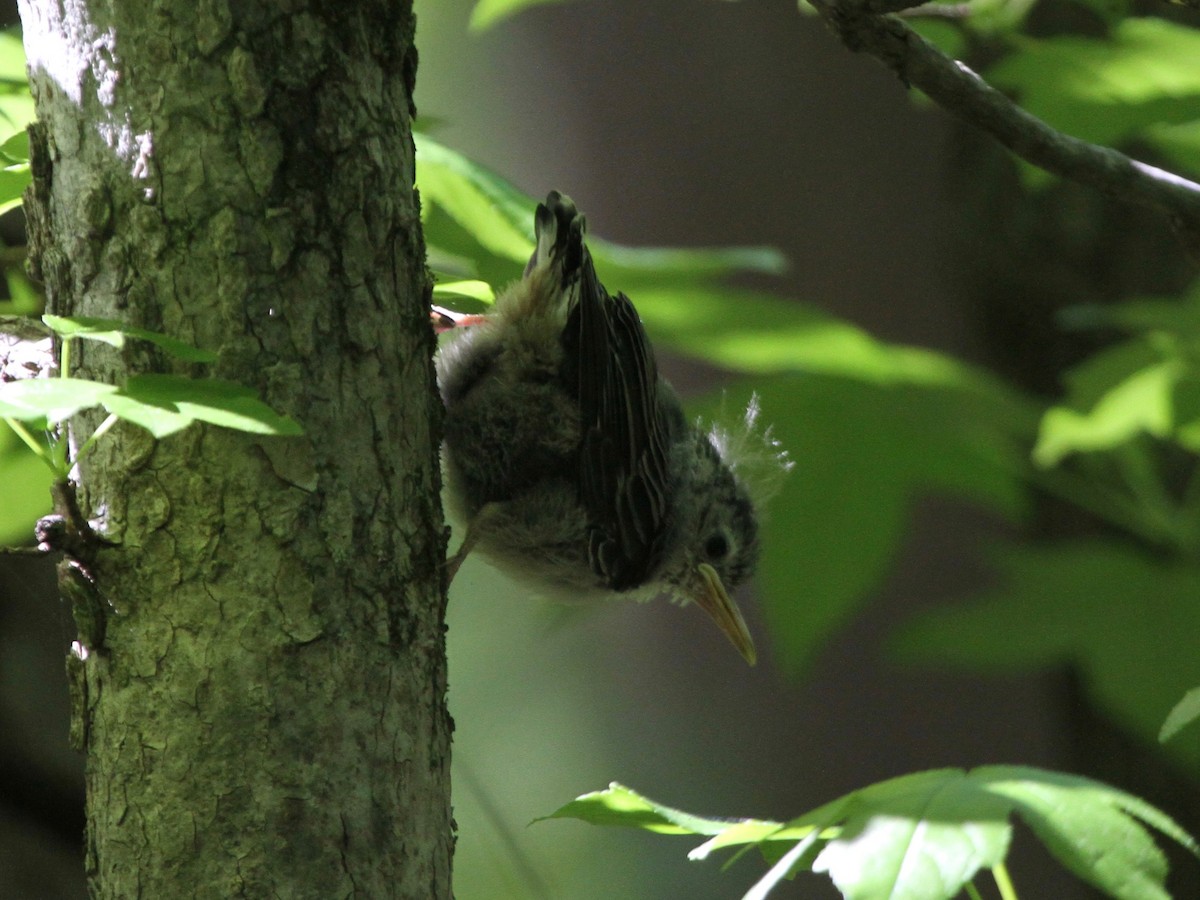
left=438, top=191, right=774, bottom=664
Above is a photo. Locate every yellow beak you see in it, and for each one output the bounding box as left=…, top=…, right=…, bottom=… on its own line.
left=690, top=563, right=757, bottom=665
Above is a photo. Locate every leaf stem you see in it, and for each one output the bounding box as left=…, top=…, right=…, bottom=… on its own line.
left=964, top=881, right=984, bottom=900
left=59, top=334, right=71, bottom=378
left=4, top=415, right=53, bottom=465
left=72, top=413, right=118, bottom=469
left=992, top=861, right=1018, bottom=900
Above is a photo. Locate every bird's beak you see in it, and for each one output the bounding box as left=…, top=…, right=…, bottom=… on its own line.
left=690, top=563, right=757, bottom=666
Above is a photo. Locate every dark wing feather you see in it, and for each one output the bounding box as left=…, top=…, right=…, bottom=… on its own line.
left=563, top=250, right=673, bottom=591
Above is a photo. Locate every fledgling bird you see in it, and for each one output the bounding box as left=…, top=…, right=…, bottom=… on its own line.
left=438, top=191, right=777, bottom=665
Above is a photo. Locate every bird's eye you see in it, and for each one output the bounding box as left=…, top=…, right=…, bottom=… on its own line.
left=703, top=532, right=730, bottom=561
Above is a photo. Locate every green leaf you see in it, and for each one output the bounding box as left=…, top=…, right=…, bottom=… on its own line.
left=0, top=376, right=117, bottom=422
left=1144, top=118, right=1200, bottom=179
left=0, top=129, right=28, bottom=164
left=986, top=19, right=1200, bottom=151
left=415, top=133, right=785, bottom=290
left=1058, top=282, right=1200, bottom=336
left=469, top=0, right=577, bottom=31
left=0, top=163, right=29, bottom=212
left=544, top=770, right=1196, bottom=899
left=3, top=261, right=41, bottom=315
left=0, top=420, right=53, bottom=544
left=100, top=391, right=194, bottom=438
left=699, top=374, right=1031, bottom=674
left=535, top=782, right=749, bottom=836
left=895, top=540, right=1200, bottom=772
left=0, top=30, right=28, bottom=84
left=979, top=766, right=1197, bottom=899
left=1160, top=687, right=1200, bottom=743
left=416, top=133, right=537, bottom=268
left=113, top=375, right=302, bottom=437
left=432, top=278, right=495, bottom=303
left=1034, top=338, right=1179, bottom=466
left=636, top=287, right=1007, bottom=386
left=809, top=769, right=1012, bottom=900
left=42, top=315, right=218, bottom=362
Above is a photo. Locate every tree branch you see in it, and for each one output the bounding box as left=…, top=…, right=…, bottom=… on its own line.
left=809, top=0, right=1200, bottom=253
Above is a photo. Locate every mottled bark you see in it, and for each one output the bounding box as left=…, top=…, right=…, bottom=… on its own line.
left=18, top=1, right=451, bottom=896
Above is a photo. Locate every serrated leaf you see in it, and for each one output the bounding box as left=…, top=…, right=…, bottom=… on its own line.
left=115, top=375, right=301, bottom=436
left=535, top=782, right=741, bottom=836
left=545, top=769, right=1197, bottom=900
left=1160, top=687, right=1200, bottom=743
left=895, top=540, right=1200, bottom=772
left=469, top=0, right=576, bottom=31
left=0, top=376, right=117, bottom=422
left=979, top=766, right=1195, bottom=899
left=42, top=315, right=217, bottom=362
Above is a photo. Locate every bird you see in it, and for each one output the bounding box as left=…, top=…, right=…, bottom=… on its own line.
left=437, top=191, right=778, bottom=665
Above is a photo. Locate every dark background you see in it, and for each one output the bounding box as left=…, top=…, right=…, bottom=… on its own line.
left=3, top=0, right=1191, bottom=896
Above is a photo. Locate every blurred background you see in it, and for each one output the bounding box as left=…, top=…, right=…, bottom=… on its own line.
left=4, top=0, right=1199, bottom=897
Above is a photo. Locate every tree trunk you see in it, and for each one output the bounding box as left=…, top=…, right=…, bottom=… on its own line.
left=18, top=1, right=452, bottom=895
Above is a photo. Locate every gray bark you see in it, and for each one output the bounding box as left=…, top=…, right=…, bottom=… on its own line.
left=18, top=1, right=452, bottom=896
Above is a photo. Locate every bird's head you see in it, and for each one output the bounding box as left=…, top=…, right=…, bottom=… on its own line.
left=663, top=430, right=761, bottom=665
left=665, top=395, right=791, bottom=666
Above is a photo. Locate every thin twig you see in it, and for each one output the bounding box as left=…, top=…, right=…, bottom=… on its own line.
left=808, top=0, right=1200, bottom=253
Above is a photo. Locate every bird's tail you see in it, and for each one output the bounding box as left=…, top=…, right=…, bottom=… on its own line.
left=526, top=191, right=587, bottom=289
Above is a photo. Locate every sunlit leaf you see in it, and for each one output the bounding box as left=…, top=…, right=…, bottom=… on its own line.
left=0, top=30, right=28, bottom=84
left=432, top=278, right=495, bottom=303
left=1144, top=118, right=1200, bottom=179
left=1034, top=346, right=1179, bottom=465
left=1160, top=687, right=1200, bottom=743
left=114, top=375, right=302, bottom=436
left=0, top=129, right=28, bottom=164
left=0, top=163, right=29, bottom=212
left=544, top=770, right=1196, bottom=899
left=0, top=420, right=52, bottom=544
left=42, top=315, right=218, bottom=362
left=100, top=392, right=195, bottom=438
left=535, top=782, right=745, bottom=836
left=415, top=133, right=536, bottom=267
left=986, top=19, right=1200, bottom=149
left=895, top=540, right=1200, bottom=772
left=469, top=0, right=578, bottom=31
left=415, top=133, right=786, bottom=290
left=637, top=288, right=1011, bottom=392
left=980, top=766, right=1196, bottom=898
left=0, top=376, right=117, bottom=422
left=810, top=769, right=1012, bottom=900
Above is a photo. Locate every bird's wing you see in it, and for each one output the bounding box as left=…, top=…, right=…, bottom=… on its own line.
left=564, top=251, right=673, bottom=591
